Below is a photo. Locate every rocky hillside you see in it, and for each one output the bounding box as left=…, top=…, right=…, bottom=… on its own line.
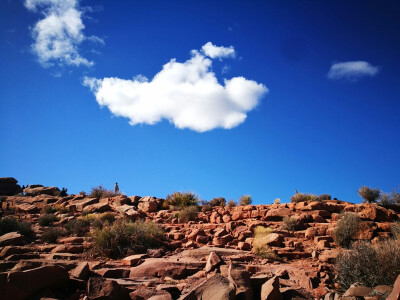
left=1, top=177, right=400, bottom=300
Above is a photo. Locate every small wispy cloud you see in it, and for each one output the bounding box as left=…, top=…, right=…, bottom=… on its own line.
left=201, top=42, right=235, bottom=59
left=328, top=61, right=380, bottom=81
left=84, top=43, right=267, bottom=132
left=24, top=0, right=101, bottom=67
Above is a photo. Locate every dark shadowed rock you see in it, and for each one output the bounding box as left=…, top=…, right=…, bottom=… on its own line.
left=24, top=186, right=60, bottom=197
left=87, top=277, right=130, bottom=300
left=0, top=177, right=22, bottom=196
left=4, top=265, right=69, bottom=299
left=0, top=232, right=24, bottom=247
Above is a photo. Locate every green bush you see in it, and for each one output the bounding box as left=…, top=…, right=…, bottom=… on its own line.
left=92, top=220, right=163, bottom=258
left=89, top=185, right=118, bottom=199
left=253, top=226, right=279, bottom=260
left=208, top=197, right=226, bottom=207
left=100, top=212, right=116, bottom=224
left=44, top=206, right=57, bottom=214
left=165, top=192, right=199, bottom=208
left=358, top=186, right=380, bottom=203
left=65, top=218, right=91, bottom=236
left=333, top=212, right=361, bottom=248
left=41, top=227, right=65, bottom=243
left=391, top=222, right=400, bottom=239
left=178, top=206, right=198, bottom=223
left=281, top=216, right=299, bottom=232
left=38, top=214, right=59, bottom=227
left=0, top=216, right=33, bottom=236
left=226, top=199, right=237, bottom=208
left=239, top=195, right=252, bottom=206
left=290, top=192, right=331, bottom=203
left=336, top=240, right=400, bottom=291
left=314, top=194, right=332, bottom=201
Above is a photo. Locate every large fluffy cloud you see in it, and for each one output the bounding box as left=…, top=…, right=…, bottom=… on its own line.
left=25, top=0, right=98, bottom=67
left=327, top=61, right=380, bottom=81
left=84, top=44, right=268, bottom=132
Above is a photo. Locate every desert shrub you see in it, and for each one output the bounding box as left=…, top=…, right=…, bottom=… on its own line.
left=226, top=199, right=237, bottom=208
left=379, top=192, right=396, bottom=207
left=314, top=194, right=332, bottom=201
left=55, top=205, right=69, bottom=214
left=92, top=220, right=163, bottom=258
left=79, top=191, right=87, bottom=197
left=178, top=206, right=198, bottom=223
left=290, top=193, right=316, bottom=203
left=0, top=216, right=33, bottom=236
left=239, top=195, right=252, bottom=206
left=391, top=222, right=400, bottom=239
left=44, top=206, right=56, bottom=214
left=208, top=197, right=226, bottom=207
left=358, top=186, right=380, bottom=203
left=253, top=226, right=279, bottom=260
left=333, top=212, right=361, bottom=248
left=165, top=192, right=199, bottom=208
left=38, top=213, right=58, bottom=227
left=100, top=212, right=116, bottom=224
left=336, top=240, right=400, bottom=290
left=65, top=218, right=91, bottom=236
left=41, top=227, right=65, bottom=243
left=274, top=198, right=281, bottom=204
left=59, top=187, right=68, bottom=197
left=201, top=204, right=213, bottom=212
left=89, top=185, right=117, bottom=199
left=281, top=216, right=299, bottom=232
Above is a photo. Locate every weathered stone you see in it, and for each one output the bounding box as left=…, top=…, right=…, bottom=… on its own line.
left=181, top=274, right=235, bottom=300
left=387, top=274, right=400, bottom=300
left=68, top=261, right=88, bottom=280
left=228, top=264, right=253, bottom=300
left=87, top=277, right=130, bottom=300
left=205, top=251, right=222, bottom=272
left=138, top=196, right=158, bottom=212
left=343, top=284, right=373, bottom=297
left=0, top=177, right=22, bottom=196
left=261, top=276, right=282, bottom=300
left=122, top=254, right=147, bottom=266
left=0, top=232, right=24, bottom=247
left=5, top=265, right=69, bottom=299
left=24, top=186, right=60, bottom=197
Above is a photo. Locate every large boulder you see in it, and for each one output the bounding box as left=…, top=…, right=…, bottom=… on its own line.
left=228, top=264, right=253, bottom=300
left=0, top=232, right=24, bottom=247
left=138, top=196, right=159, bottom=213
left=387, top=274, right=400, bottom=300
left=261, top=276, right=282, bottom=300
left=87, top=277, right=130, bottom=300
left=181, top=274, right=236, bottom=300
left=24, top=186, right=60, bottom=197
left=0, top=177, right=22, bottom=196
left=3, top=265, right=69, bottom=299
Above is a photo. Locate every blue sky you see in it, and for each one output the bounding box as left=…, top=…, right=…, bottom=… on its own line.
left=1, top=0, right=399, bottom=204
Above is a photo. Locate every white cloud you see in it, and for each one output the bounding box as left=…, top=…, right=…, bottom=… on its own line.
left=327, top=61, right=380, bottom=81
left=25, top=0, right=97, bottom=67
left=201, top=42, right=235, bottom=59
left=84, top=43, right=267, bottom=132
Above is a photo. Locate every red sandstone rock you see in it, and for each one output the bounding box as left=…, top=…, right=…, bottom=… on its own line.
left=261, top=276, right=282, bottom=300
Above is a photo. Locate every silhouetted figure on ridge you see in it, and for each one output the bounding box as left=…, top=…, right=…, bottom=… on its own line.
left=114, top=182, right=119, bottom=194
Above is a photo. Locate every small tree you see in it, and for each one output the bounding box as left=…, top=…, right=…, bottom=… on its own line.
left=334, top=212, right=361, bottom=248
left=358, top=186, right=380, bottom=203
left=208, top=197, right=226, bottom=207
left=239, top=195, right=252, bottom=206
left=226, top=199, right=237, bottom=208
left=165, top=192, right=199, bottom=208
